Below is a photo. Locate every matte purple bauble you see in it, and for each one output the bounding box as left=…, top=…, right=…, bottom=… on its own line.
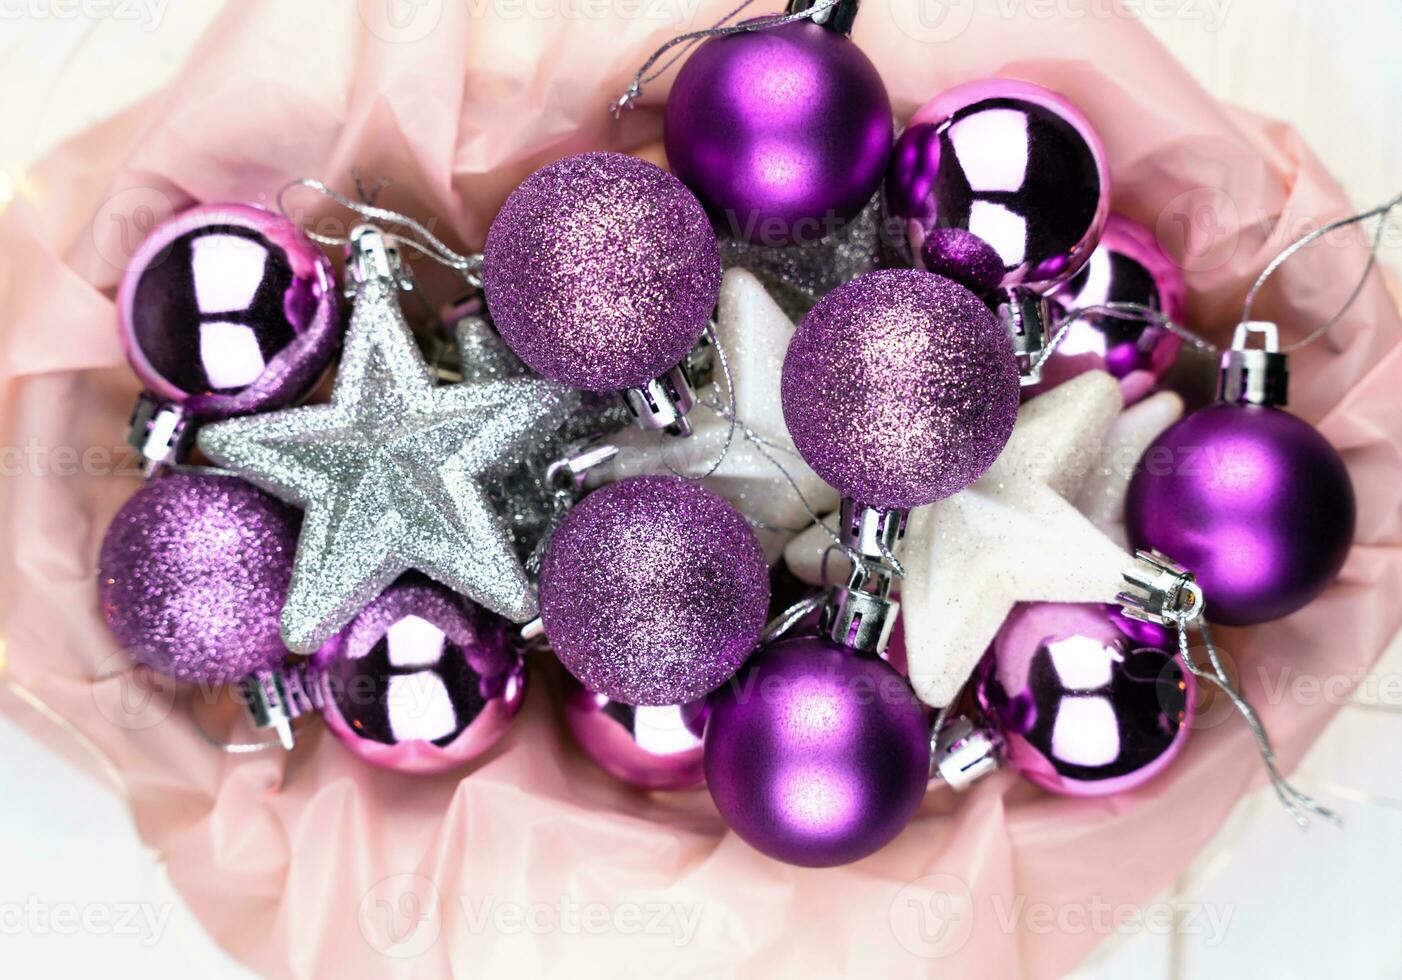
left=883, top=79, right=1109, bottom=295
left=665, top=20, right=893, bottom=246
left=117, top=203, right=340, bottom=418
left=98, top=474, right=299, bottom=684
left=1125, top=403, right=1355, bottom=626
left=482, top=152, right=721, bottom=391
left=560, top=674, right=708, bottom=791
left=781, top=268, right=1019, bottom=508
left=704, top=637, right=931, bottom=867
left=538, top=476, right=769, bottom=706
left=1037, top=214, right=1187, bottom=403
left=313, top=577, right=525, bottom=775
left=976, top=603, right=1193, bottom=797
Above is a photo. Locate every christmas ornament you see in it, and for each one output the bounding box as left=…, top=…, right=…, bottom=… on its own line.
left=704, top=637, right=931, bottom=867
left=98, top=473, right=298, bottom=684
left=876, top=370, right=1128, bottom=707
left=119, top=203, right=342, bottom=472
left=199, top=224, right=577, bottom=653
left=975, top=602, right=1193, bottom=796
left=602, top=268, right=840, bottom=561
left=560, top=675, right=708, bottom=791
left=883, top=79, right=1109, bottom=381
left=781, top=268, right=1020, bottom=510
left=313, top=577, right=526, bottom=775
left=1037, top=214, right=1187, bottom=403
left=1074, top=390, right=1184, bottom=546
left=718, top=194, right=882, bottom=322
left=662, top=2, right=892, bottom=246
left=482, top=152, right=721, bottom=433
left=538, top=476, right=770, bottom=706
left=1126, top=323, right=1355, bottom=626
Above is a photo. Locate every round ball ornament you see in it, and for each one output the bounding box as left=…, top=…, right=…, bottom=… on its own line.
left=883, top=79, right=1110, bottom=296
left=313, top=578, right=526, bottom=775
left=975, top=602, right=1193, bottom=797
left=482, top=152, right=722, bottom=392
left=1039, top=214, right=1187, bottom=402
left=117, top=203, right=340, bottom=418
left=704, top=637, right=931, bottom=867
left=1126, top=401, right=1355, bottom=627
left=538, top=476, right=770, bottom=706
left=664, top=16, right=893, bottom=245
left=98, top=473, right=299, bottom=684
left=560, top=675, right=708, bottom=791
left=781, top=268, right=1020, bottom=509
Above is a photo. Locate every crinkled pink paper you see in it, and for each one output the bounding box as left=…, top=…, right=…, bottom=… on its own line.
left=2, top=2, right=1400, bottom=977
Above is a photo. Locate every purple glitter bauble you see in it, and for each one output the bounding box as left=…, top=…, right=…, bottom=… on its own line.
left=704, top=637, right=931, bottom=867
left=976, top=603, right=1193, bottom=797
left=313, top=577, right=525, bottom=775
left=538, top=476, right=769, bottom=706
left=98, top=474, right=299, bottom=684
left=1037, top=214, right=1187, bottom=403
left=560, top=674, right=708, bottom=791
left=883, top=79, right=1109, bottom=295
left=117, top=203, right=340, bottom=418
left=665, top=20, right=893, bottom=246
left=1126, top=402, right=1355, bottom=626
left=781, top=268, right=1019, bottom=508
left=482, top=152, right=721, bottom=391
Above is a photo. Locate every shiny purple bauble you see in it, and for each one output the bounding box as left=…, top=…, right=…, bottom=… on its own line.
left=665, top=21, right=893, bottom=247
left=482, top=152, right=721, bottom=391
left=1037, top=214, right=1188, bottom=403
left=117, top=203, right=340, bottom=418
left=98, top=474, right=299, bottom=684
left=704, top=637, right=931, bottom=867
left=313, top=577, right=525, bottom=775
left=781, top=268, right=1019, bottom=508
left=560, top=674, right=708, bottom=791
left=976, top=603, right=1193, bottom=797
left=1126, top=403, right=1356, bottom=626
left=539, top=476, right=769, bottom=706
left=883, top=79, right=1109, bottom=295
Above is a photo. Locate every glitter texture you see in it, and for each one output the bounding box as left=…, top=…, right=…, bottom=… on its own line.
left=538, top=476, right=769, bottom=706
left=199, top=268, right=577, bottom=654
left=781, top=268, right=1019, bottom=509
left=98, top=474, right=299, bottom=684
left=117, top=203, right=341, bottom=418
left=482, top=152, right=722, bottom=392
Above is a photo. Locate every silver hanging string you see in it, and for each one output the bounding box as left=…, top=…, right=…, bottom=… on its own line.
left=276, top=177, right=484, bottom=287
left=660, top=321, right=738, bottom=481
left=610, top=0, right=840, bottom=115
left=760, top=593, right=826, bottom=644
left=1173, top=613, right=1339, bottom=828
left=1035, top=188, right=1402, bottom=366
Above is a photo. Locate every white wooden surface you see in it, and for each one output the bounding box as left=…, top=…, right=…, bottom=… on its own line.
left=1, top=2, right=1399, bottom=977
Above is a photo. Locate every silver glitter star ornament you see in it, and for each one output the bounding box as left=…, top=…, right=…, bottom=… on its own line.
left=199, top=225, right=577, bottom=653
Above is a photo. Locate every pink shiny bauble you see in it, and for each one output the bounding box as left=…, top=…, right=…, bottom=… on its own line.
left=117, top=203, right=340, bottom=418
left=975, top=603, right=1193, bottom=797
left=883, top=79, right=1110, bottom=295
left=560, top=674, right=708, bottom=791
left=313, top=578, right=526, bottom=775
left=1037, top=214, right=1188, bottom=403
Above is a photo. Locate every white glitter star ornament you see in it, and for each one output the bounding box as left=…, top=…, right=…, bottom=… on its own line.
left=601, top=268, right=839, bottom=561
left=1074, top=389, right=1184, bottom=546
left=901, top=370, right=1132, bottom=707
left=199, top=226, right=577, bottom=653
